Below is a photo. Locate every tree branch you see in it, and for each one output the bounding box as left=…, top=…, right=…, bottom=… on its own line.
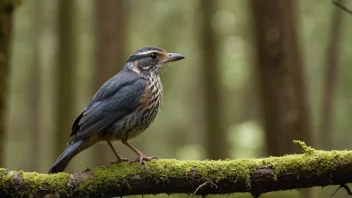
left=1, top=141, right=352, bottom=197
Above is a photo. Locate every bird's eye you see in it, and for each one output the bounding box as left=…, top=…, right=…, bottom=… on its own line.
left=150, top=52, right=157, bottom=59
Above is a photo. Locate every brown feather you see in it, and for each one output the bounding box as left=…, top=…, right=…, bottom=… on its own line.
left=139, top=85, right=152, bottom=108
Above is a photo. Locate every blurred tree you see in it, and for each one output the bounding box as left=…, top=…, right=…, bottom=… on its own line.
left=320, top=4, right=345, bottom=150
left=0, top=0, right=16, bottom=166
left=27, top=0, right=42, bottom=171
left=94, top=0, right=126, bottom=164
left=333, top=0, right=352, bottom=15
left=250, top=0, right=311, bottom=156
left=55, top=0, right=76, bottom=158
left=200, top=0, right=227, bottom=159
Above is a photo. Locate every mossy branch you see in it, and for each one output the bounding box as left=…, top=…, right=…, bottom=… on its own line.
left=1, top=142, right=352, bottom=197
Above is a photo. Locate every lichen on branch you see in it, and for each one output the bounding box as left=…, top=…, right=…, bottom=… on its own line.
left=0, top=142, right=352, bottom=197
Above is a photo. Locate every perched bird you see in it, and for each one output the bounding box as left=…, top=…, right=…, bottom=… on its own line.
left=48, top=46, right=184, bottom=174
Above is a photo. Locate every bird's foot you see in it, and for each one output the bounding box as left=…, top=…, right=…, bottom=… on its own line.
left=110, top=158, right=129, bottom=164
left=130, top=155, right=158, bottom=167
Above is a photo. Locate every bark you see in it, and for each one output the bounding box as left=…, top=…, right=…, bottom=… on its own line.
left=0, top=0, right=15, bottom=167
left=250, top=0, right=311, bottom=156
left=0, top=142, right=351, bottom=197
left=94, top=0, right=126, bottom=165
left=320, top=1, right=345, bottom=150
left=55, top=0, right=75, bottom=156
left=200, top=0, right=227, bottom=159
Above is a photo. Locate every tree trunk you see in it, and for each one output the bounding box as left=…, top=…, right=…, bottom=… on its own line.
left=320, top=3, right=345, bottom=150
left=26, top=0, right=43, bottom=172
left=200, top=0, right=227, bottom=160
left=94, top=0, right=126, bottom=164
left=250, top=0, right=311, bottom=156
left=0, top=0, right=15, bottom=167
left=55, top=0, right=76, bottom=158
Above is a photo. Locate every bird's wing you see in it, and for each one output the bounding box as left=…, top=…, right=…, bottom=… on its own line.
left=69, top=71, right=147, bottom=143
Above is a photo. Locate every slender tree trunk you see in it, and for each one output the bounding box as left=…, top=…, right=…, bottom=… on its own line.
left=320, top=4, right=344, bottom=150
left=95, top=0, right=126, bottom=163
left=55, top=0, right=75, bottom=157
left=200, top=0, right=227, bottom=159
left=28, top=0, right=42, bottom=171
left=0, top=0, right=15, bottom=167
left=250, top=0, right=311, bottom=156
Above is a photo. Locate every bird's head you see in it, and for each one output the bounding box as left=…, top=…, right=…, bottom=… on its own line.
left=125, top=46, right=184, bottom=76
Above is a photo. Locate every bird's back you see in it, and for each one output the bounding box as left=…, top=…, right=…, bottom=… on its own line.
left=69, top=69, right=148, bottom=143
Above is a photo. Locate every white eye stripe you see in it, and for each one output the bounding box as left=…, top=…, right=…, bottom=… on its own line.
left=142, top=66, right=152, bottom=70
left=136, top=51, right=160, bottom=56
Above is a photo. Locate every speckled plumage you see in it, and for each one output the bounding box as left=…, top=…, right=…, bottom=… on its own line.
left=106, top=72, right=163, bottom=140
left=48, top=46, right=184, bottom=174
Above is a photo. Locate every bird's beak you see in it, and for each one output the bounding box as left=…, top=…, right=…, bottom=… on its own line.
left=162, top=53, right=185, bottom=63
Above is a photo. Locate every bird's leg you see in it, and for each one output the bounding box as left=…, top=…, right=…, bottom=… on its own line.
left=122, top=140, right=158, bottom=166
left=107, top=141, right=128, bottom=164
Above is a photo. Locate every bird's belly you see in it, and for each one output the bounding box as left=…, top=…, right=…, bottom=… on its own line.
left=105, top=107, right=159, bottom=141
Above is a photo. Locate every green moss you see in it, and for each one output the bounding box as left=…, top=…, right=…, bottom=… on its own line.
left=20, top=172, right=71, bottom=195
left=80, top=162, right=139, bottom=193
left=79, top=142, right=352, bottom=193
left=0, top=168, right=8, bottom=177
left=0, top=168, right=71, bottom=195
left=260, top=145, right=352, bottom=180
left=0, top=168, right=11, bottom=192
left=80, top=159, right=259, bottom=192
left=293, top=140, right=315, bottom=154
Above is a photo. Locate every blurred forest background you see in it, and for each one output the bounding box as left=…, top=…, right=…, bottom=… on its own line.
left=1, top=0, right=352, bottom=198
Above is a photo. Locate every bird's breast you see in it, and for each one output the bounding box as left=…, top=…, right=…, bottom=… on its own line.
left=107, top=75, right=163, bottom=140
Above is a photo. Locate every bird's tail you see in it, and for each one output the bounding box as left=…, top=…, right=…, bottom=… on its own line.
left=48, top=139, right=90, bottom=174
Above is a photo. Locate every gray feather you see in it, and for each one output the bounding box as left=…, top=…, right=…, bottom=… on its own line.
left=70, top=70, right=147, bottom=143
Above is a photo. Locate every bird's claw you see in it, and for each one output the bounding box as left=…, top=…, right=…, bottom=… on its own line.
left=110, top=158, right=129, bottom=164
left=130, top=155, right=158, bottom=166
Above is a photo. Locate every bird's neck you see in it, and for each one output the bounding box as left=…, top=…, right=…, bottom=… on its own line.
left=148, top=72, right=163, bottom=104
left=148, top=73, right=162, bottom=90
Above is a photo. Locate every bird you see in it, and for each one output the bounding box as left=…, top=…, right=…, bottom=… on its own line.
left=48, top=46, right=184, bottom=174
